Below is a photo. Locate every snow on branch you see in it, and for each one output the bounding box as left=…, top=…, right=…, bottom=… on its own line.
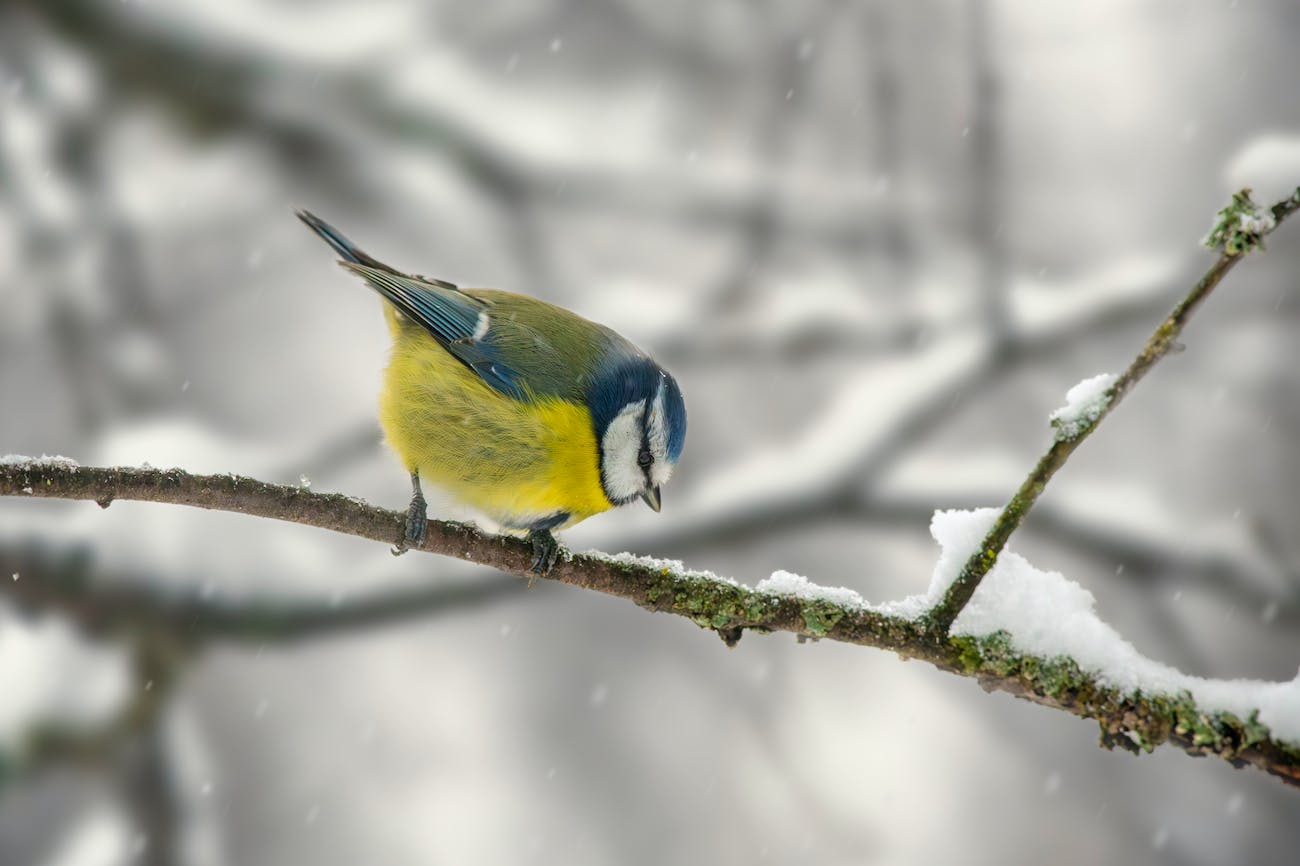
left=1048, top=373, right=1117, bottom=442
left=2, top=458, right=1299, bottom=788
left=923, top=187, right=1300, bottom=637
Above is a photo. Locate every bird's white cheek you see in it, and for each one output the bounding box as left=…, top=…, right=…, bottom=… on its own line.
left=650, top=461, right=674, bottom=488
left=646, top=380, right=675, bottom=487
left=647, top=381, right=668, bottom=455
left=600, top=402, right=645, bottom=503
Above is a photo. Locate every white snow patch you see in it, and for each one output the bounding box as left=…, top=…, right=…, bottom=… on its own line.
left=756, top=570, right=866, bottom=609
left=879, top=458, right=1281, bottom=596
left=1237, top=208, right=1276, bottom=237
left=1, top=454, right=80, bottom=469
left=591, top=551, right=735, bottom=585
left=1049, top=373, right=1116, bottom=441
left=871, top=508, right=1001, bottom=620
left=922, top=508, right=1300, bottom=744
left=596, top=505, right=1299, bottom=744
left=1223, top=134, right=1300, bottom=205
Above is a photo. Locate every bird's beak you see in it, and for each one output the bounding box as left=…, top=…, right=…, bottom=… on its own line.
left=640, top=485, right=662, bottom=513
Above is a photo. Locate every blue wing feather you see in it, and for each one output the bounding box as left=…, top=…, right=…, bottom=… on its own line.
left=341, top=263, right=526, bottom=399
left=296, top=209, right=458, bottom=289
left=296, top=210, right=542, bottom=400
left=344, top=264, right=480, bottom=341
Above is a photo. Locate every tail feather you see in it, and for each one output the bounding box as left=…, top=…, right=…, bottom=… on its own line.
left=295, top=209, right=389, bottom=270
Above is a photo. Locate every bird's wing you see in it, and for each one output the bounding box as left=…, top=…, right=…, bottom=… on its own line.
left=341, top=263, right=529, bottom=399
left=296, top=210, right=527, bottom=394
left=296, top=209, right=459, bottom=289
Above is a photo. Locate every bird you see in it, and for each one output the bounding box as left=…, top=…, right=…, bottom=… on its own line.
left=296, top=209, right=686, bottom=574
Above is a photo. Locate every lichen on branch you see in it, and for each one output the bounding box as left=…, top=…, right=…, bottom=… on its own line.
left=3, top=458, right=1300, bottom=789
left=1202, top=187, right=1289, bottom=255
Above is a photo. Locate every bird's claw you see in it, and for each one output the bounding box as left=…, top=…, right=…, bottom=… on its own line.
left=406, top=503, right=428, bottom=548
left=392, top=485, right=428, bottom=556
left=526, top=529, right=561, bottom=582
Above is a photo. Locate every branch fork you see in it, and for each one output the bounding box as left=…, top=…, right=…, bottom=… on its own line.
left=922, top=187, right=1300, bottom=638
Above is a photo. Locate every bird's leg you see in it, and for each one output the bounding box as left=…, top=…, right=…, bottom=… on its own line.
left=526, top=529, right=561, bottom=580
left=392, top=472, right=428, bottom=556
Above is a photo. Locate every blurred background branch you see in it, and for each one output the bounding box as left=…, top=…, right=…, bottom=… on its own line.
left=0, top=536, right=523, bottom=646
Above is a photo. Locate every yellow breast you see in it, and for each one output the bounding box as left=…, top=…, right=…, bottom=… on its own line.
left=377, top=324, right=612, bottom=529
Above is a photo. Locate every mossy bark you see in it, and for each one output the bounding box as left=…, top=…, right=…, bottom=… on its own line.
left=3, top=459, right=1299, bottom=788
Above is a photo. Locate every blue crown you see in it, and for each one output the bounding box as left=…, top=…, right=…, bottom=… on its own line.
left=587, top=356, right=686, bottom=462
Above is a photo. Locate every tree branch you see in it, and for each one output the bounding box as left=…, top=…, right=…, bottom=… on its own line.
left=3, top=457, right=1299, bottom=788
left=923, top=189, right=1300, bottom=636
left=4, top=190, right=1299, bottom=790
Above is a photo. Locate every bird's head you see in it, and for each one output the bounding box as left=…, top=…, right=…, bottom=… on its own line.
left=588, top=357, right=686, bottom=512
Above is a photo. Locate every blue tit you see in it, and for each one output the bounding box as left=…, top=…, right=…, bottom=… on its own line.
left=296, top=210, right=686, bottom=573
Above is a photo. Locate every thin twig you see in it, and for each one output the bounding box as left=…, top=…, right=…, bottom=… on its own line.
left=923, top=189, right=1300, bottom=637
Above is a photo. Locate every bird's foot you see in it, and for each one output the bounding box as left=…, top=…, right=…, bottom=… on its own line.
left=526, top=529, right=561, bottom=582
left=391, top=485, right=428, bottom=556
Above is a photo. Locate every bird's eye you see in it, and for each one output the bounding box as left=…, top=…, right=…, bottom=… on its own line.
left=637, top=447, right=653, bottom=468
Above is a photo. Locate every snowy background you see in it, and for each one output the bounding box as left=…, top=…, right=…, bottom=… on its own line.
left=3, top=1, right=1300, bottom=864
